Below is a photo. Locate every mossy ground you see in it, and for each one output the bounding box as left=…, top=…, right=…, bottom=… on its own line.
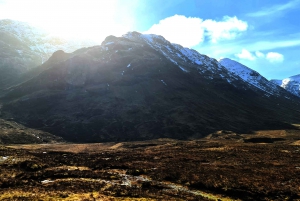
left=1, top=130, right=300, bottom=200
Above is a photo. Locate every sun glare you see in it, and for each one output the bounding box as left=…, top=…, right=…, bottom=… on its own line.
left=0, top=0, right=133, bottom=42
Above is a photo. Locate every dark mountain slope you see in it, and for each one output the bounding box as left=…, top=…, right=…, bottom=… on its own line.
left=1, top=33, right=300, bottom=142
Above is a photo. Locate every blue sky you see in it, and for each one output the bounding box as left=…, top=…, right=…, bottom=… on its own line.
left=0, top=0, right=300, bottom=79
left=133, top=0, right=300, bottom=80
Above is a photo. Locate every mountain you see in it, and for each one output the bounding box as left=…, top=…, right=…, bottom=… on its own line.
left=0, top=19, right=95, bottom=89
left=218, top=58, right=296, bottom=98
left=1, top=32, right=300, bottom=142
left=219, top=58, right=300, bottom=99
left=270, top=75, right=300, bottom=97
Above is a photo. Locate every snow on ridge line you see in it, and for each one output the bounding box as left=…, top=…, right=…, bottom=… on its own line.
left=271, top=74, right=300, bottom=86
left=172, top=44, right=203, bottom=65
left=123, top=32, right=221, bottom=73
left=123, top=32, right=241, bottom=84
left=124, top=32, right=193, bottom=72
left=289, top=74, right=300, bottom=81
left=219, top=58, right=262, bottom=83
left=219, top=58, right=286, bottom=97
left=272, top=75, right=300, bottom=97
left=105, top=42, right=114, bottom=46
left=270, top=79, right=282, bottom=86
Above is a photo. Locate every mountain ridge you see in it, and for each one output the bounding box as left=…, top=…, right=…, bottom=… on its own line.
left=1, top=32, right=299, bottom=142
left=219, top=58, right=298, bottom=99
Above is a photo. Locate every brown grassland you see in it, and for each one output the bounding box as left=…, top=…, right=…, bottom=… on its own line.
left=0, top=129, right=300, bottom=200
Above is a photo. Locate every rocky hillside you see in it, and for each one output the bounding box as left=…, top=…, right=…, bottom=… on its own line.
left=271, top=74, right=300, bottom=97
left=1, top=32, right=300, bottom=142
left=0, top=118, right=64, bottom=144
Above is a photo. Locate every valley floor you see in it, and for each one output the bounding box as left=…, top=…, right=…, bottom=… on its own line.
left=1, top=129, right=300, bottom=201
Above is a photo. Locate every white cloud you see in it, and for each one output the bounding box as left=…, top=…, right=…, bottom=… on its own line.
left=246, top=39, right=300, bottom=52
left=235, top=49, right=256, bottom=60
left=255, top=51, right=265, bottom=58
left=247, top=0, right=300, bottom=17
left=201, top=16, right=248, bottom=43
left=266, top=52, right=284, bottom=63
left=145, top=15, right=247, bottom=47
left=196, top=37, right=300, bottom=60
left=235, top=49, right=284, bottom=63
left=144, top=15, right=204, bottom=47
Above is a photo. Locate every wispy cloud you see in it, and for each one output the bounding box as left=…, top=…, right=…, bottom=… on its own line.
left=246, top=39, right=300, bottom=52
left=198, top=37, right=300, bottom=59
left=234, top=49, right=284, bottom=63
left=145, top=15, right=247, bottom=47
left=202, top=16, right=247, bottom=43
left=255, top=51, right=265, bottom=58
left=247, top=0, right=300, bottom=17
left=266, top=52, right=284, bottom=63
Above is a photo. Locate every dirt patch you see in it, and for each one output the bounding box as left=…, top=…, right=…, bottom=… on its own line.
left=254, top=130, right=287, bottom=137
left=291, top=140, right=300, bottom=145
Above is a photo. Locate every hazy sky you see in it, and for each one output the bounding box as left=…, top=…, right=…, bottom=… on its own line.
left=0, top=0, right=299, bottom=79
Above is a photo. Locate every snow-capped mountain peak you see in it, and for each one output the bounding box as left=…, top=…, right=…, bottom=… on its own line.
left=122, top=32, right=300, bottom=100
left=122, top=32, right=238, bottom=83
left=219, top=58, right=293, bottom=98
left=271, top=74, right=300, bottom=97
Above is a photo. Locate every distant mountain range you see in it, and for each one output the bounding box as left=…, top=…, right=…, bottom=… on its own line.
left=0, top=19, right=95, bottom=89
left=0, top=28, right=299, bottom=143
left=270, top=75, right=300, bottom=97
